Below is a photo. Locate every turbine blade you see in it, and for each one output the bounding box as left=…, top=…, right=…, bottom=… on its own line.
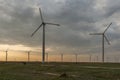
left=89, top=33, right=102, bottom=35
left=45, top=22, right=60, bottom=26
left=104, top=35, right=110, bottom=45
left=31, top=24, right=43, bottom=37
left=104, top=22, right=112, bottom=33
left=39, top=8, right=44, bottom=22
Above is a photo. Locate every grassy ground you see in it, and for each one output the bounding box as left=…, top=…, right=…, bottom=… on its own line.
left=0, top=62, right=120, bottom=80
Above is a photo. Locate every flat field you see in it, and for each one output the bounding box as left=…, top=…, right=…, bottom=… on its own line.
left=0, top=62, right=120, bottom=80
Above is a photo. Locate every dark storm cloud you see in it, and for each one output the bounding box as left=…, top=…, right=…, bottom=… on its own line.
left=0, top=0, right=120, bottom=54
left=55, top=0, right=97, bottom=23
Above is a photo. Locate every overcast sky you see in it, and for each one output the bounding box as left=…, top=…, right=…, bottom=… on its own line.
left=0, top=0, right=120, bottom=55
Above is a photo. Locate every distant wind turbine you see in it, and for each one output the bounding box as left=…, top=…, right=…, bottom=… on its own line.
left=75, top=54, right=78, bottom=63
left=89, top=54, right=92, bottom=62
left=61, top=54, right=63, bottom=62
left=5, top=49, right=9, bottom=62
left=27, top=51, right=31, bottom=62
left=90, top=22, right=112, bottom=62
left=96, top=55, right=98, bottom=62
left=46, top=53, right=48, bottom=62
left=31, top=8, right=60, bottom=63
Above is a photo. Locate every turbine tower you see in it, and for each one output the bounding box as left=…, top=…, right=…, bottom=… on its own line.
left=5, top=49, right=8, bottom=62
left=46, top=53, right=48, bottom=62
left=75, top=54, right=78, bottom=63
left=96, top=55, right=98, bottom=62
left=90, top=22, right=112, bottom=62
left=61, top=54, right=63, bottom=62
left=27, top=51, right=31, bottom=62
left=89, top=54, right=92, bottom=62
left=31, top=8, right=60, bottom=63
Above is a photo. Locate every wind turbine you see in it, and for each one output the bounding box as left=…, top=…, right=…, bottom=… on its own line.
left=75, top=54, right=78, bottom=63
left=90, top=22, right=112, bottom=62
left=96, top=55, right=98, bottom=62
left=5, top=49, right=9, bottom=62
left=61, top=54, right=63, bottom=62
left=0, top=49, right=9, bottom=62
left=89, top=54, right=92, bottom=62
left=31, top=8, right=60, bottom=63
left=46, top=53, right=48, bottom=62
left=27, top=51, right=31, bottom=62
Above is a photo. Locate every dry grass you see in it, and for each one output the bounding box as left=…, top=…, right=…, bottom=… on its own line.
left=0, top=62, right=120, bottom=80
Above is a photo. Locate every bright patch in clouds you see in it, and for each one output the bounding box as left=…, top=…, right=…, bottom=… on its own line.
left=0, top=44, right=32, bottom=51
left=94, top=0, right=107, bottom=11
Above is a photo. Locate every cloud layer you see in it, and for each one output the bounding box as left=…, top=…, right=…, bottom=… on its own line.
left=0, top=0, right=120, bottom=55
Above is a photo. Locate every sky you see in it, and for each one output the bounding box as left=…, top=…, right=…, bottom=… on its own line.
left=0, top=0, right=120, bottom=62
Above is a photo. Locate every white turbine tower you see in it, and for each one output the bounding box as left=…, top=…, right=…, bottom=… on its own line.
left=90, top=22, right=112, bottom=63
left=31, top=8, right=60, bottom=63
